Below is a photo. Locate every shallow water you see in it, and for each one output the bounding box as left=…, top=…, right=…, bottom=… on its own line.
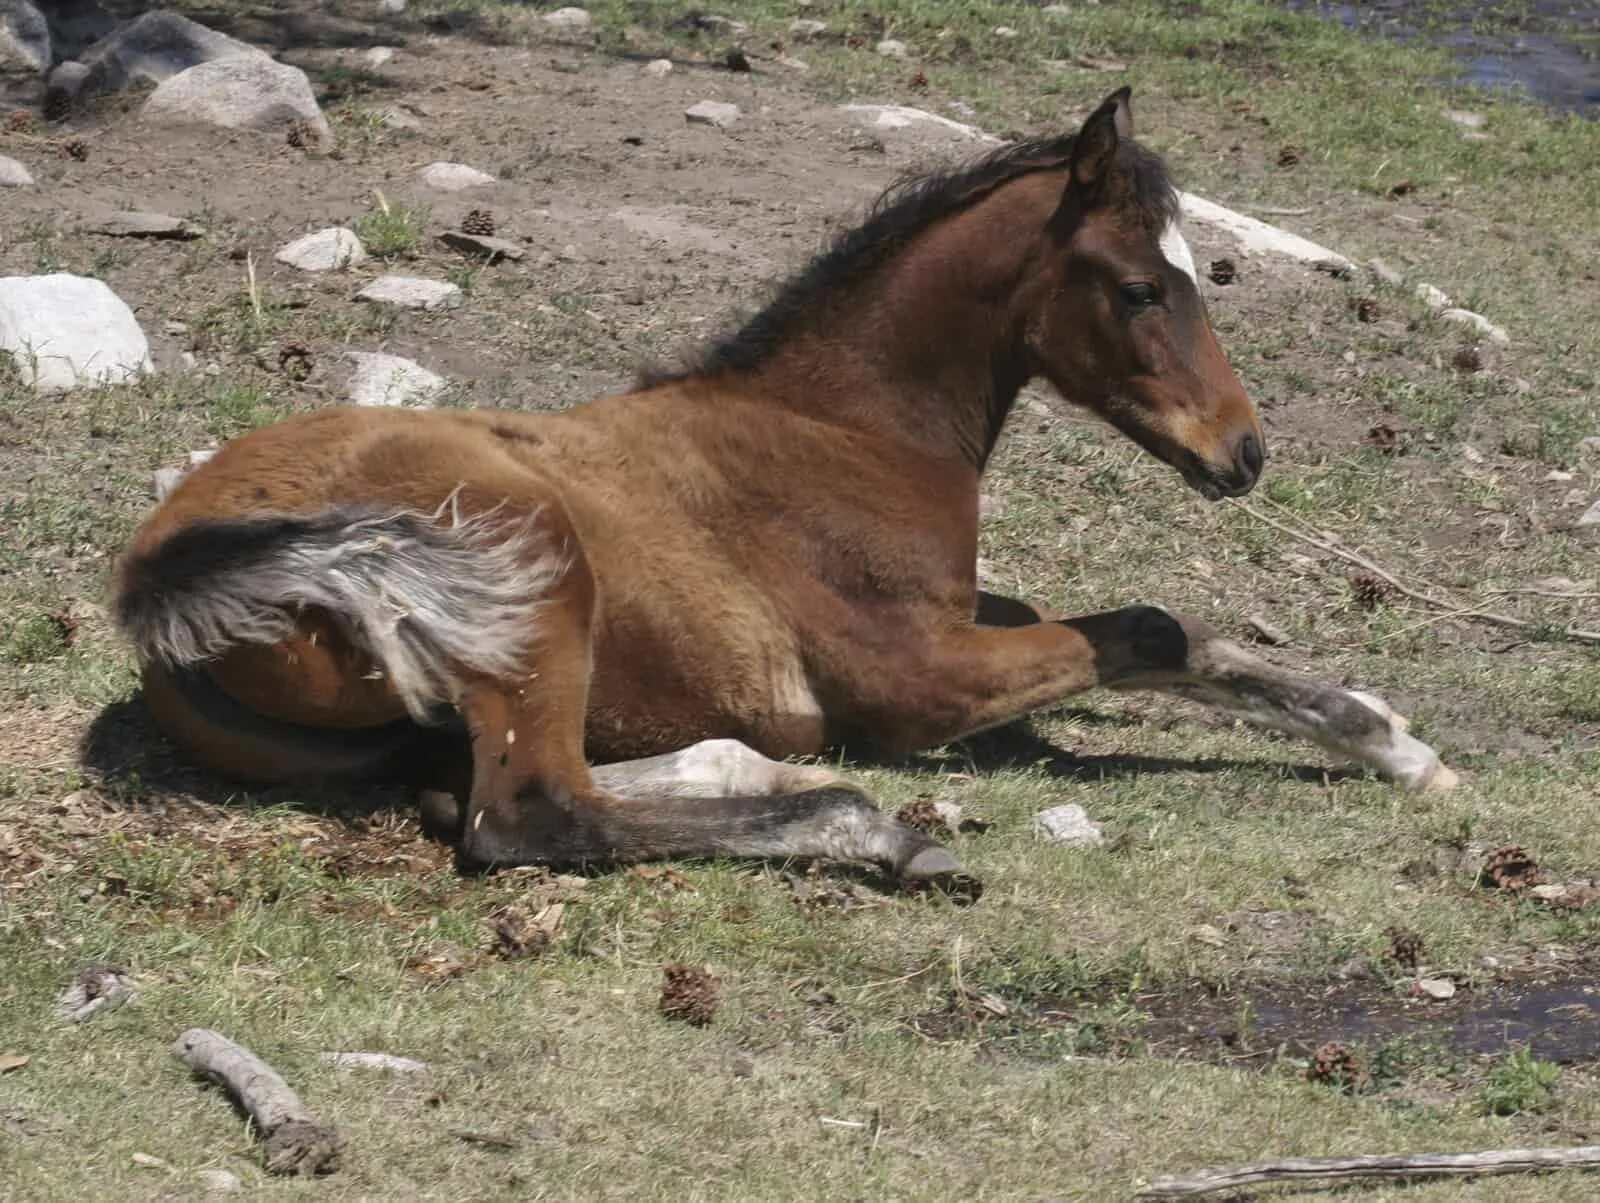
left=1291, top=0, right=1600, bottom=115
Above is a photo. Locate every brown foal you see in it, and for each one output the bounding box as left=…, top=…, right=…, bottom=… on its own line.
left=112, top=89, right=1456, bottom=895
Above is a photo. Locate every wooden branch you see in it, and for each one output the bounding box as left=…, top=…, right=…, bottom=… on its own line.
left=1231, top=498, right=1600, bottom=645
left=171, top=1028, right=342, bottom=1175
left=1137, top=1145, right=1600, bottom=1198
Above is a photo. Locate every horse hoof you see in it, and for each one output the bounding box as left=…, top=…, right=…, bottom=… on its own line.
left=899, top=847, right=983, bottom=905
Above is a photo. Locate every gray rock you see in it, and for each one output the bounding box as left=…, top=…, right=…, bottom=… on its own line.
left=1446, top=109, right=1485, bottom=130
left=644, top=57, right=672, bottom=77
left=364, top=45, right=395, bottom=67
left=875, top=38, right=908, bottom=58
left=145, top=53, right=328, bottom=138
left=356, top=275, right=462, bottom=311
left=1033, top=803, right=1105, bottom=847
left=0, top=0, right=50, bottom=71
left=376, top=0, right=405, bottom=13
left=45, top=0, right=115, bottom=59
left=152, top=465, right=185, bottom=501
left=419, top=160, right=495, bottom=190
left=839, top=103, right=996, bottom=143
left=59, top=10, right=264, bottom=109
left=345, top=351, right=444, bottom=406
left=0, top=155, right=34, bottom=187
left=195, top=1168, right=241, bottom=1192
left=0, top=272, right=152, bottom=392
left=1575, top=500, right=1600, bottom=530
left=789, top=18, right=827, bottom=39
left=993, top=25, right=1019, bottom=38
left=542, top=6, right=592, bottom=32
left=54, top=965, right=138, bottom=1021
left=83, top=210, right=204, bottom=239
left=1414, top=282, right=1451, bottom=309
left=438, top=230, right=525, bottom=261
left=1577, top=436, right=1600, bottom=461
left=685, top=99, right=739, bottom=129
left=44, top=58, right=88, bottom=109
left=377, top=103, right=423, bottom=132
left=275, top=227, right=366, bottom=272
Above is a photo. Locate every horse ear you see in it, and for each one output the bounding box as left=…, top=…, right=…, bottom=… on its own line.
left=1069, top=87, right=1133, bottom=189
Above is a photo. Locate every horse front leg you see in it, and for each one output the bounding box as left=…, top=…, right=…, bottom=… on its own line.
left=854, top=604, right=1457, bottom=791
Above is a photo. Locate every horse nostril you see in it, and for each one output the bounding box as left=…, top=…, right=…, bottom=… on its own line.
left=1238, top=432, right=1264, bottom=479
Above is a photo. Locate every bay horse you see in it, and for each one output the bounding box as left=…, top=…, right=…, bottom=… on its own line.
left=112, top=89, right=1456, bottom=896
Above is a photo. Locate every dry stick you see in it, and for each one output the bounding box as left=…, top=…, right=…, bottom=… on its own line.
left=171, top=1028, right=342, bottom=1175
left=1136, top=1145, right=1600, bottom=1198
left=1230, top=498, right=1600, bottom=645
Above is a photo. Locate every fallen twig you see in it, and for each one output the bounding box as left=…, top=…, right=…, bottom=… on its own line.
left=171, top=1028, right=342, bottom=1175
left=1231, top=497, right=1600, bottom=645
left=1137, top=1144, right=1600, bottom=1198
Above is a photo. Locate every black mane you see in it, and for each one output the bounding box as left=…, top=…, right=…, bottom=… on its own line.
left=641, top=133, right=1178, bottom=385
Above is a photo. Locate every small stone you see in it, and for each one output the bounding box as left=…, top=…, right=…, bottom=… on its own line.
left=1414, top=977, right=1456, bottom=1001
left=993, top=25, right=1019, bottom=38
left=1575, top=500, right=1600, bottom=530
left=1033, top=804, right=1105, bottom=847
left=644, top=58, right=672, bottom=77
left=685, top=99, right=738, bottom=129
left=1578, top=436, right=1600, bottom=461
left=153, top=467, right=185, bottom=500
left=875, top=39, right=908, bottom=58
left=345, top=350, right=445, bottom=406
left=364, top=46, right=395, bottom=67
left=1368, top=257, right=1403, bottom=286
left=789, top=18, right=827, bottom=39
left=1414, top=282, right=1451, bottom=309
left=438, top=230, right=525, bottom=261
left=0, top=154, right=33, bottom=187
left=419, top=161, right=495, bottom=190
left=377, top=104, right=422, bottom=132
left=188, top=448, right=215, bottom=467
left=0, top=272, right=151, bottom=392
left=144, top=54, right=329, bottom=139
left=274, top=227, right=367, bottom=272
left=54, top=964, right=137, bottom=1021
left=1043, top=3, right=1072, bottom=12
left=356, top=275, right=462, bottom=311
left=377, top=0, right=405, bottom=13
left=196, top=1169, right=240, bottom=1192
left=1440, top=307, right=1509, bottom=346
left=84, top=211, right=204, bottom=240
left=542, top=6, right=592, bottom=32
left=1446, top=109, right=1485, bottom=130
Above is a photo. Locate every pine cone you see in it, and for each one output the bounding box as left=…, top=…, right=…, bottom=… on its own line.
left=60, top=137, right=88, bottom=162
left=3, top=109, right=34, bottom=133
left=1385, top=925, right=1424, bottom=970
left=1348, top=571, right=1393, bottom=611
left=894, top=797, right=953, bottom=839
left=1276, top=143, right=1302, bottom=168
left=659, top=963, right=720, bottom=1026
left=277, top=343, right=313, bottom=382
left=461, top=208, right=497, bottom=236
left=286, top=118, right=317, bottom=149
left=1307, top=1041, right=1368, bottom=1091
left=1483, top=844, right=1542, bottom=892
left=1208, top=258, right=1237, bottom=285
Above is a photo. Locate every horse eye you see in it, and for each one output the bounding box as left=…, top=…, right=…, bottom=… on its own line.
left=1120, top=282, right=1161, bottom=309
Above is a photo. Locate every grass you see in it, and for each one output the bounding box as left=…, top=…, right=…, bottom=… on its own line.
left=3, top=0, right=1600, bottom=1198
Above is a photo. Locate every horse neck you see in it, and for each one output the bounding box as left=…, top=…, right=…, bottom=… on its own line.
left=742, top=174, right=1060, bottom=470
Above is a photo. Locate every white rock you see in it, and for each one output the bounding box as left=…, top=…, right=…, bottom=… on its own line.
left=875, top=39, right=908, bottom=58
left=0, top=155, right=34, bottom=187
left=1033, top=803, right=1105, bottom=847
left=839, top=103, right=998, bottom=142
left=188, top=448, right=215, bottom=467
left=644, top=58, right=672, bottom=77
left=195, top=1169, right=241, bottom=1193
left=993, top=25, right=1019, bottom=38
left=1179, top=193, right=1353, bottom=270
left=1044, top=3, right=1073, bottom=13
left=61, top=11, right=264, bottom=107
left=364, top=45, right=395, bottom=67
left=542, top=6, right=592, bottom=32
left=153, top=466, right=185, bottom=501
left=145, top=54, right=329, bottom=139
left=419, top=160, right=495, bottom=190
left=376, top=0, right=405, bottom=13
left=1368, top=257, right=1403, bottom=286
left=275, top=227, right=367, bottom=272
left=1414, top=282, right=1451, bottom=309
left=319, top=1050, right=430, bottom=1071
left=345, top=351, right=445, bottom=406
left=0, top=273, right=151, bottom=392
left=789, top=18, right=827, bottom=38
left=1446, top=109, right=1485, bottom=130
left=83, top=211, right=204, bottom=239
left=356, top=275, right=462, bottom=310
left=1439, top=307, right=1509, bottom=345
left=0, top=0, right=50, bottom=71
left=1415, top=977, right=1456, bottom=1000
left=377, top=104, right=422, bottom=132
left=685, top=100, right=739, bottom=129
left=1575, top=500, right=1600, bottom=530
